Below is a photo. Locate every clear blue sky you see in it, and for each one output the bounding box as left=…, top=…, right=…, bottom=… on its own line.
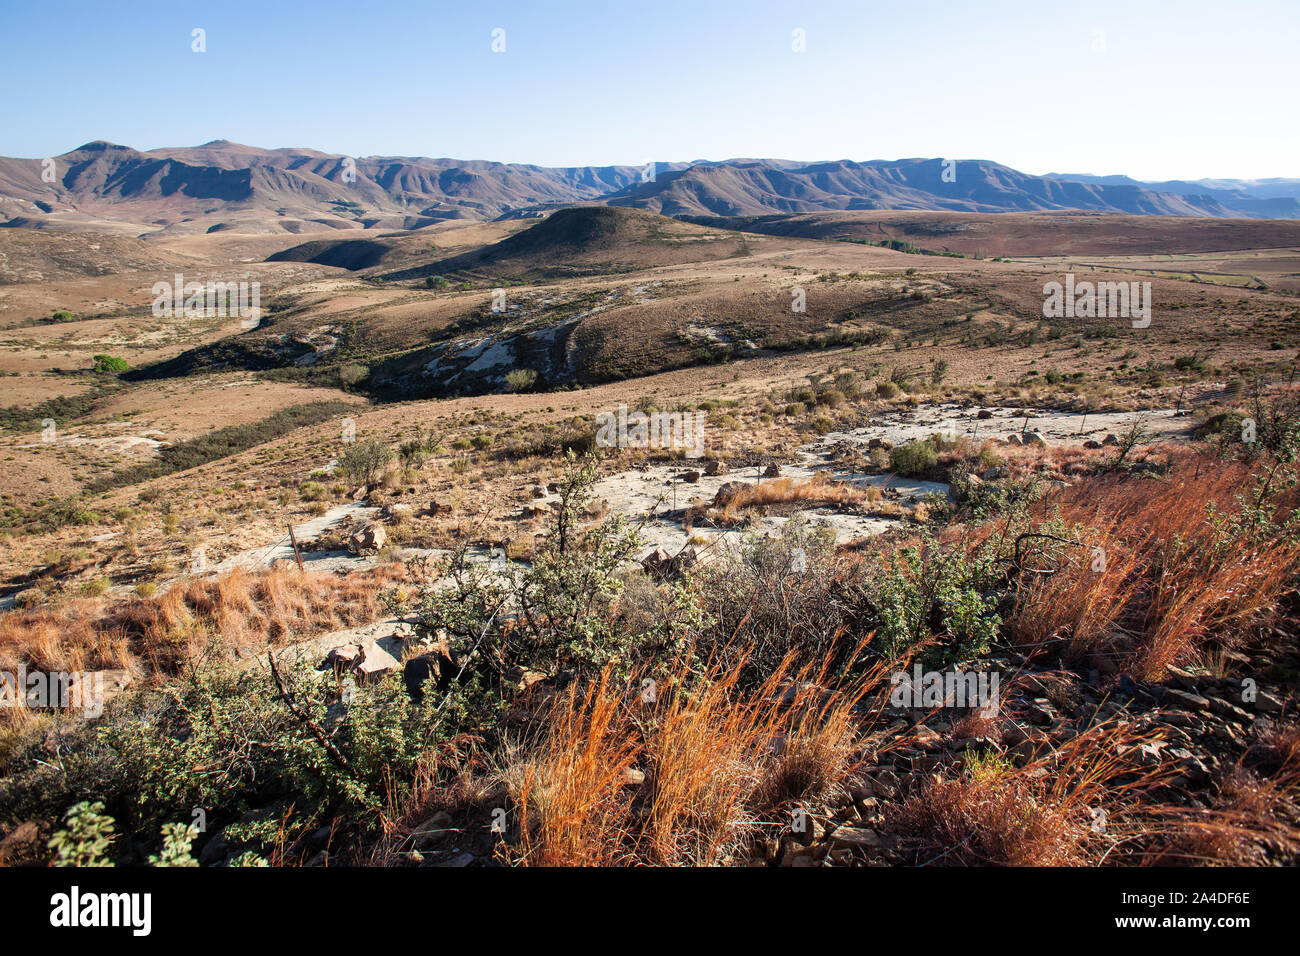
left=1, top=0, right=1295, bottom=180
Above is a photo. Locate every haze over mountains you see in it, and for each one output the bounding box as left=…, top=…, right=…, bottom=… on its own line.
left=1, top=140, right=1297, bottom=236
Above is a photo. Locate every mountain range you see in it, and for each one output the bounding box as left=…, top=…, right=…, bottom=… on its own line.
left=1, top=140, right=1296, bottom=236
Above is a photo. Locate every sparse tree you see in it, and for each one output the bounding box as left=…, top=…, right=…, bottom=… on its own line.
left=338, top=364, right=370, bottom=388
left=504, top=368, right=539, bottom=393
left=338, top=438, right=394, bottom=488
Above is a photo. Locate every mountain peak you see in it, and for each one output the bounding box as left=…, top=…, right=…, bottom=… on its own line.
left=70, top=140, right=131, bottom=153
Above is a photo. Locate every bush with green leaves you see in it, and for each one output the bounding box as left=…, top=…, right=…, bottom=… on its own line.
left=889, top=438, right=938, bottom=477
left=3, top=655, right=473, bottom=864
left=952, top=470, right=1047, bottom=521
left=44, top=797, right=255, bottom=866
left=108, top=662, right=450, bottom=825
left=337, top=438, right=394, bottom=487
left=49, top=800, right=117, bottom=866
left=91, top=354, right=129, bottom=374
left=398, top=426, right=441, bottom=468
left=504, top=368, right=539, bottom=393
left=149, top=822, right=200, bottom=866
left=870, top=531, right=1002, bottom=665
left=338, top=364, right=370, bottom=388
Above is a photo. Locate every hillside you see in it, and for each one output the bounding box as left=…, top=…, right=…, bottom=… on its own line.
left=0, top=229, right=193, bottom=284
left=2, top=178, right=1298, bottom=882
left=677, top=210, right=1300, bottom=257
left=377, top=206, right=756, bottom=281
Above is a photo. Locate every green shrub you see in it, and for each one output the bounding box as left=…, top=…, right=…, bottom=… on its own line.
left=338, top=364, right=370, bottom=387
left=299, top=480, right=328, bottom=502
left=889, top=439, right=938, bottom=477
left=504, top=368, right=539, bottom=393
left=10, top=660, right=467, bottom=862
left=871, top=532, right=1001, bottom=664
left=48, top=801, right=116, bottom=866
left=336, top=439, right=394, bottom=488
left=91, top=355, right=129, bottom=374
left=398, top=453, right=685, bottom=682
left=149, top=822, right=200, bottom=867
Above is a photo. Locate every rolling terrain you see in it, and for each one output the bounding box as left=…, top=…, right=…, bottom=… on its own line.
left=0, top=194, right=1298, bottom=874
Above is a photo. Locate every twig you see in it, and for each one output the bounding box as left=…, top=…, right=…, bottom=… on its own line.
left=267, top=652, right=351, bottom=771
left=436, top=602, right=506, bottom=714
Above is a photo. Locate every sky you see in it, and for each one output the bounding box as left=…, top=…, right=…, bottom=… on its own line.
left=0, top=0, right=1296, bottom=180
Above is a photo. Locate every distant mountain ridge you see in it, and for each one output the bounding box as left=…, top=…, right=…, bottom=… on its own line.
left=0, top=141, right=1295, bottom=235
left=1043, top=172, right=1300, bottom=219
left=0, top=141, right=655, bottom=235
left=605, top=158, right=1258, bottom=218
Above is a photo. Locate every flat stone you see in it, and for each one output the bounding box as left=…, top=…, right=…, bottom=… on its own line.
left=1207, top=696, right=1252, bottom=723
left=1164, top=689, right=1211, bottom=712
left=1254, top=690, right=1285, bottom=713
left=829, top=826, right=887, bottom=852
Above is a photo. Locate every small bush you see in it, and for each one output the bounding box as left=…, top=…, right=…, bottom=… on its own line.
left=889, top=439, right=938, bottom=477
left=337, top=439, right=394, bottom=488
left=299, top=480, right=328, bottom=502
left=338, top=364, right=370, bottom=388
left=504, top=368, right=539, bottom=393
left=91, top=355, right=129, bottom=374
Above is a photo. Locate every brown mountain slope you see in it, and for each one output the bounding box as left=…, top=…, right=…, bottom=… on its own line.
left=0, top=229, right=193, bottom=284
left=0, top=141, right=648, bottom=235
left=375, top=206, right=762, bottom=281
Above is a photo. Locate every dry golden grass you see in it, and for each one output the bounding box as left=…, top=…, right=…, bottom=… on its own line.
left=0, top=562, right=407, bottom=675
left=895, top=721, right=1170, bottom=865
left=1007, top=520, right=1145, bottom=657
left=695, top=473, right=885, bottom=527
left=0, top=598, right=134, bottom=673
left=1007, top=452, right=1300, bottom=679
left=1155, top=768, right=1299, bottom=865
left=502, top=651, right=880, bottom=866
